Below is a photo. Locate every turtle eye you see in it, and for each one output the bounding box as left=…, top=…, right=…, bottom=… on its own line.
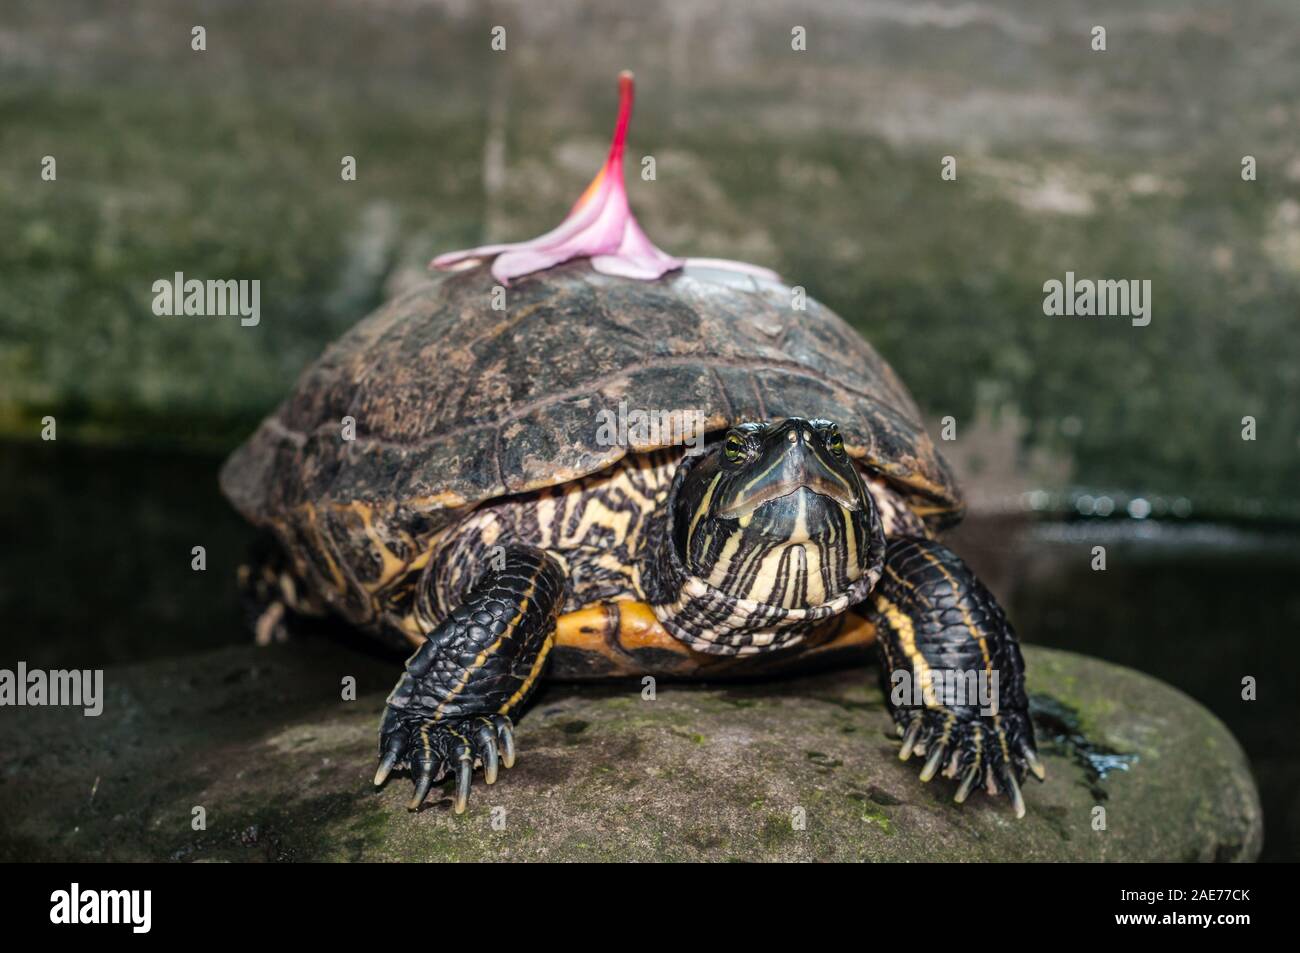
left=723, top=432, right=747, bottom=463
left=826, top=429, right=845, bottom=457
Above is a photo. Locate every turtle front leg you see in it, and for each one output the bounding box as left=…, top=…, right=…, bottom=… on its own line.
left=374, top=546, right=566, bottom=813
left=867, top=537, right=1044, bottom=817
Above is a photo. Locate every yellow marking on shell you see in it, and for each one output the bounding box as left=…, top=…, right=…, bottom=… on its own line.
left=555, top=602, right=694, bottom=655
left=823, top=612, right=877, bottom=651
left=874, top=594, right=940, bottom=710
left=614, top=602, right=684, bottom=650
left=554, top=601, right=877, bottom=677
left=302, top=502, right=348, bottom=593
left=555, top=604, right=619, bottom=653
left=335, top=502, right=412, bottom=591
left=403, top=489, right=472, bottom=510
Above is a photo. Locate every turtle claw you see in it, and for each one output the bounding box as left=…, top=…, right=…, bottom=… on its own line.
left=373, top=750, right=399, bottom=786
left=376, top=713, right=519, bottom=813
left=898, top=719, right=923, bottom=761
left=473, top=719, right=501, bottom=785
left=1021, top=742, right=1046, bottom=782
left=954, top=764, right=980, bottom=804
left=999, top=766, right=1026, bottom=819
left=497, top=719, right=516, bottom=769
left=893, top=706, right=1042, bottom=817
left=919, top=744, right=945, bottom=783
left=408, top=771, right=434, bottom=811
left=453, top=752, right=474, bottom=814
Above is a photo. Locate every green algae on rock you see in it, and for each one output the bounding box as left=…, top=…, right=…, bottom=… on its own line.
left=0, top=643, right=1261, bottom=862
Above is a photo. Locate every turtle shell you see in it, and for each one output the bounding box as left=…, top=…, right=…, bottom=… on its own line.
left=220, top=260, right=961, bottom=620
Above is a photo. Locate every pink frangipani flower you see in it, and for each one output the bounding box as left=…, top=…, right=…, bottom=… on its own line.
left=432, top=71, right=779, bottom=286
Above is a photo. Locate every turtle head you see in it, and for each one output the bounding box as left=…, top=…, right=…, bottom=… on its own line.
left=672, top=417, right=882, bottom=608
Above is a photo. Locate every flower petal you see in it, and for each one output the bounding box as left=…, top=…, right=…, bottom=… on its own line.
left=593, top=216, right=682, bottom=280
left=491, top=246, right=584, bottom=284
left=431, top=71, right=780, bottom=287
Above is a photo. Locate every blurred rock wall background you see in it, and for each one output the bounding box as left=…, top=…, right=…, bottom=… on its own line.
left=2, top=0, right=1297, bottom=517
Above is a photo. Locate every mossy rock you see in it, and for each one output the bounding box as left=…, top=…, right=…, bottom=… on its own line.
left=0, top=642, right=1261, bottom=861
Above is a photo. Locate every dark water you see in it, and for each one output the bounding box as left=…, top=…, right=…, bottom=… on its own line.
left=950, top=517, right=1300, bottom=864
left=2, top=440, right=1296, bottom=861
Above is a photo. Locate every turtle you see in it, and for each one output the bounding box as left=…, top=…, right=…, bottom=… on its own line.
left=219, top=258, right=1044, bottom=818
left=221, top=69, right=1044, bottom=818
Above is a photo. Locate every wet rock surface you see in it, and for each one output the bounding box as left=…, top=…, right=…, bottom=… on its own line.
left=0, top=642, right=1261, bottom=861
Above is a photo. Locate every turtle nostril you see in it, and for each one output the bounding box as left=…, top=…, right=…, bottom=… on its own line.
left=787, top=429, right=798, bottom=444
